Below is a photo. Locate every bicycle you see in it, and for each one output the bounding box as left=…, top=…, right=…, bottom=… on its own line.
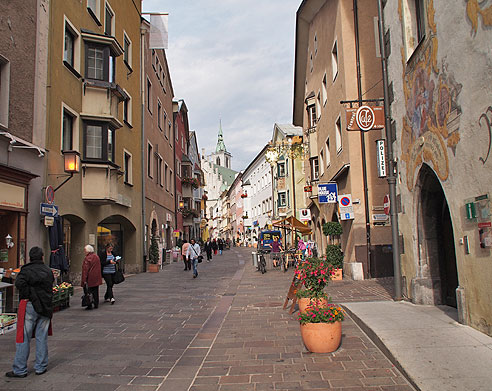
left=257, top=249, right=268, bottom=274
left=282, top=248, right=297, bottom=272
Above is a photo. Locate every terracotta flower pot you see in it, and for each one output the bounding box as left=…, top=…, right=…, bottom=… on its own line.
left=300, top=321, right=342, bottom=353
left=147, top=263, right=159, bottom=273
left=298, top=297, right=328, bottom=314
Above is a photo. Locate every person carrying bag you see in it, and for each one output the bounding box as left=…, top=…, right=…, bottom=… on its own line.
left=186, top=239, right=202, bottom=278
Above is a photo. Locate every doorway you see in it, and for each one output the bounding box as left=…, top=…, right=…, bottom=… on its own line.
left=417, top=164, right=458, bottom=307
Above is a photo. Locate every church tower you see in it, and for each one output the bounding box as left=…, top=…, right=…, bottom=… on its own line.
left=214, top=121, right=232, bottom=169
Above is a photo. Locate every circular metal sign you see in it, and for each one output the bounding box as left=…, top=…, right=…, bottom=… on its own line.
left=45, top=185, right=55, bottom=204
left=340, top=197, right=351, bottom=206
left=356, top=105, right=376, bottom=131
left=384, top=194, right=390, bottom=215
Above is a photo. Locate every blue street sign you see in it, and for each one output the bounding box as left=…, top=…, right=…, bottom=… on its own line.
left=40, top=203, right=59, bottom=217
left=318, top=183, right=338, bottom=203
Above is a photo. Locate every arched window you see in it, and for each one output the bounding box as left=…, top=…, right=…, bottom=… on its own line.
left=216, top=157, right=221, bottom=166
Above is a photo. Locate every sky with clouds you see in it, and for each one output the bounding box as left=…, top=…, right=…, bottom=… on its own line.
left=142, top=0, right=300, bottom=171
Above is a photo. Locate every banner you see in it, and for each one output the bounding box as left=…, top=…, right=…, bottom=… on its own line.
left=149, top=14, right=169, bottom=49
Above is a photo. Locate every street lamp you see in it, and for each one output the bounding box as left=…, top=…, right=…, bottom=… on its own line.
left=54, top=150, right=81, bottom=192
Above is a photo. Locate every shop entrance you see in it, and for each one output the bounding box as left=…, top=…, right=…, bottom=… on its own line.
left=417, top=164, right=458, bottom=307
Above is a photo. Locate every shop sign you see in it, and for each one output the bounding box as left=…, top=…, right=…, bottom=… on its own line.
left=346, top=106, right=384, bottom=131
left=373, top=214, right=389, bottom=222
left=44, top=216, right=54, bottom=226
left=0, top=182, right=25, bottom=210
left=304, top=185, right=312, bottom=192
left=338, top=194, right=355, bottom=220
left=299, top=209, right=311, bottom=221
left=376, top=139, right=387, bottom=177
left=166, top=213, right=172, bottom=222
left=318, top=183, right=338, bottom=203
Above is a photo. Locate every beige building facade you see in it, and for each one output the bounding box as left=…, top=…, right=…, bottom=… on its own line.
left=384, top=0, right=492, bottom=335
left=46, top=0, right=143, bottom=279
left=293, top=0, right=392, bottom=278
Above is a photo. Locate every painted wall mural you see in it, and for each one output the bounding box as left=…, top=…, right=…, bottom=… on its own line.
left=466, top=0, right=492, bottom=35
left=400, top=0, right=463, bottom=190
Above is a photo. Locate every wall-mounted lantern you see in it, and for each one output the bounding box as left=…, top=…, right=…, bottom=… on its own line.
left=54, top=150, right=81, bottom=192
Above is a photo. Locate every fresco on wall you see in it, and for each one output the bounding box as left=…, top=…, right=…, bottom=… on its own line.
left=466, top=0, right=492, bottom=35
left=400, top=0, right=463, bottom=190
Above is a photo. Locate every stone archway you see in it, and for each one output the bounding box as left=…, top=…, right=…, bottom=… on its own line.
left=413, top=164, right=459, bottom=307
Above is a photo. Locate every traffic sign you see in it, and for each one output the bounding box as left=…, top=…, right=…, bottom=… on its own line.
left=384, top=194, right=390, bottom=215
left=40, top=203, right=59, bottom=217
left=45, top=185, right=55, bottom=204
left=338, top=194, right=354, bottom=220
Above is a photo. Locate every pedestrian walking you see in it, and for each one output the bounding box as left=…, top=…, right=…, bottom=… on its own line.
left=204, top=238, right=213, bottom=262
left=218, top=238, right=224, bottom=255
left=99, top=243, right=117, bottom=305
left=81, top=245, right=102, bottom=310
left=181, top=240, right=191, bottom=271
left=269, top=237, right=283, bottom=267
left=212, top=238, right=218, bottom=255
left=186, top=238, right=201, bottom=278
left=5, top=247, right=54, bottom=378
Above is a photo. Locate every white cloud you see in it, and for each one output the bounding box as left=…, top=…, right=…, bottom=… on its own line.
left=142, top=0, right=299, bottom=171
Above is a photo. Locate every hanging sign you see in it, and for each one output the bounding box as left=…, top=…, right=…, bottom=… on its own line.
left=376, top=139, right=387, bottom=177
left=384, top=194, right=390, bottom=215
left=318, top=183, right=338, bottom=203
left=299, top=209, right=311, bottom=222
left=346, top=106, right=384, bottom=131
left=338, top=194, right=355, bottom=220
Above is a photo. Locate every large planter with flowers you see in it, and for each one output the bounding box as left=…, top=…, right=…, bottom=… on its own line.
left=295, top=257, right=333, bottom=310
left=298, top=297, right=328, bottom=314
left=298, top=305, right=344, bottom=353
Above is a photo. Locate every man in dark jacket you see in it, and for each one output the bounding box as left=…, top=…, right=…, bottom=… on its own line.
left=6, top=247, right=54, bottom=378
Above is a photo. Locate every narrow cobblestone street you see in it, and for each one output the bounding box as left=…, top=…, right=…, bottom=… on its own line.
left=0, top=247, right=414, bottom=391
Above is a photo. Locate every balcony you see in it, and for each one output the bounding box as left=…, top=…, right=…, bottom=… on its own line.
left=81, top=163, right=130, bottom=206
left=81, top=80, right=127, bottom=129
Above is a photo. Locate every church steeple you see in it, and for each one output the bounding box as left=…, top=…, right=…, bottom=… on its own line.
left=216, top=120, right=227, bottom=153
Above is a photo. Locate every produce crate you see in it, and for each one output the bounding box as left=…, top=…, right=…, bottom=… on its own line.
left=0, top=313, right=17, bottom=335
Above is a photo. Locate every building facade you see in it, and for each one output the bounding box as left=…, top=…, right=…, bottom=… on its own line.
left=45, top=0, right=143, bottom=279
left=293, top=0, right=392, bottom=279
left=384, top=0, right=492, bottom=335
left=0, top=0, right=49, bottom=271
left=187, top=131, right=204, bottom=241
left=143, top=20, right=175, bottom=265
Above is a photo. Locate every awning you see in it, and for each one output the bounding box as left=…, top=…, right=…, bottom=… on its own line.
left=272, top=215, right=311, bottom=235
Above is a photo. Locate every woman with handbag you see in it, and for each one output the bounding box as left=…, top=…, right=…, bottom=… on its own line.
left=186, top=239, right=202, bottom=278
left=100, top=243, right=117, bottom=305
left=81, top=245, right=102, bottom=310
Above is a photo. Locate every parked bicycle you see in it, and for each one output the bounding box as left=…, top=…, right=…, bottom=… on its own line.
left=257, top=249, right=268, bottom=274
left=282, top=248, right=297, bottom=272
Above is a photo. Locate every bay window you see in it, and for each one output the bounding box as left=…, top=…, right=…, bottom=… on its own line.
left=83, top=121, right=115, bottom=162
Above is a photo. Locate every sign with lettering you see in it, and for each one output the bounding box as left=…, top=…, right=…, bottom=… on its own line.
left=338, top=194, right=355, bottom=220
left=318, top=183, right=338, bottom=204
left=376, top=139, right=387, bottom=177
left=40, top=203, right=59, bottom=217
left=346, top=106, right=384, bottom=131
left=0, top=182, right=25, bottom=210
left=299, top=209, right=311, bottom=222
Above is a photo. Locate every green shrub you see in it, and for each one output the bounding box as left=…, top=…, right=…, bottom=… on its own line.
left=326, top=244, right=343, bottom=269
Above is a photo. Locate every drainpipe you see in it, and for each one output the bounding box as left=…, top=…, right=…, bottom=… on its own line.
left=353, top=0, right=372, bottom=277
left=377, top=0, right=402, bottom=300
left=140, top=25, right=147, bottom=272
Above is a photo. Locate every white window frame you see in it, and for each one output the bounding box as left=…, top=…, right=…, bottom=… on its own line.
left=316, top=92, right=321, bottom=121
left=104, top=1, right=115, bottom=36
left=164, top=162, right=169, bottom=190
left=402, top=0, right=426, bottom=61
left=319, top=150, right=324, bottom=176
left=87, top=0, right=101, bottom=22
left=169, top=169, right=173, bottom=195
left=123, top=30, right=132, bottom=69
left=335, top=115, right=342, bottom=154
left=123, top=149, right=133, bottom=185
left=61, top=102, right=80, bottom=153
left=322, top=73, right=327, bottom=106
left=146, top=77, right=152, bottom=114
left=278, top=191, right=287, bottom=207
left=158, top=154, right=164, bottom=187
left=63, top=16, right=81, bottom=75
left=331, top=39, right=338, bottom=81
left=0, top=55, right=10, bottom=129
left=157, top=99, right=162, bottom=130
left=123, top=88, right=132, bottom=126
left=325, top=137, right=331, bottom=168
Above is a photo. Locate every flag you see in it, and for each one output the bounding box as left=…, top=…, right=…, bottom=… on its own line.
left=149, top=14, right=168, bottom=49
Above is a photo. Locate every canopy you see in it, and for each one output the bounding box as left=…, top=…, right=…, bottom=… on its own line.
left=272, top=216, right=311, bottom=235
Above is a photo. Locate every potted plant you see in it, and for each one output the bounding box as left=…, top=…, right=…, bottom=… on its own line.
left=298, top=304, right=345, bottom=353
left=294, top=257, right=333, bottom=313
left=148, top=235, right=160, bottom=272
left=323, top=221, right=343, bottom=280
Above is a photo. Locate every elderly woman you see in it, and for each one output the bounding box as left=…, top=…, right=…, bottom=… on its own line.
left=81, top=245, right=102, bottom=310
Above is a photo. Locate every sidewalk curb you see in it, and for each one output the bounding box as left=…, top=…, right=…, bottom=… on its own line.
left=342, top=304, right=421, bottom=391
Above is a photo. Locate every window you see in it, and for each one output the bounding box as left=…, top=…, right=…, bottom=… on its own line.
left=278, top=191, right=287, bottom=207
left=310, top=157, right=319, bottom=180
left=163, top=112, right=168, bottom=137
left=403, top=0, right=426, bottom=60
left=146, top=78, right=152, bottom=113
left=314, top=34, right=318, bottom=56
left=147, top=142, right=153, bottom=178
left=63, top=19, right=80, bottom=75
left=335, top=115, right=342, bottom=153
left=168, top=121, right=172, bottom=141
left=277, top=162, right=286, bottom=177
left=62, top=110, right=74, bottom=151
left=322, top=74, right=327, bottom=106
left=0, top=55, right=10, bottom=128
left=157, top=155, right=163, bottom=186
left=307, top=103, right=316, bottom=128
left=164, top=163, right=169, bottom=190
left=169, top=169, right=173, bottom=194
left=332, top=40, right=338, bottom=81
left=85, top=44, right=115, bottom=82
left=123, top=32, right=132, bottom=68
left=83, top=122, right=114, bottom=162
left=104, top=2, right=114, bottom=36
left=124, top=150, right=132, bottom=184
left=87, top=0, right=101, bottom=23
left=157, top=100, right=162, bottom=129
left=316, top=92, right=321, bottom=120
left=123, top=90, right=132, bottom=125
left=325, top=138, right=331, bottom=167
left=64, top=28, right=74, bottom=67
left=175, top=122, right=178, bottom=140
left=310, top=52, right=313, bottom=73
left=319, top=150, right=324, bottom=176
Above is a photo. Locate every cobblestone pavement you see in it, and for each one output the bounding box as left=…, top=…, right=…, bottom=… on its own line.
left=0, top=247, right=414, bottom=391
